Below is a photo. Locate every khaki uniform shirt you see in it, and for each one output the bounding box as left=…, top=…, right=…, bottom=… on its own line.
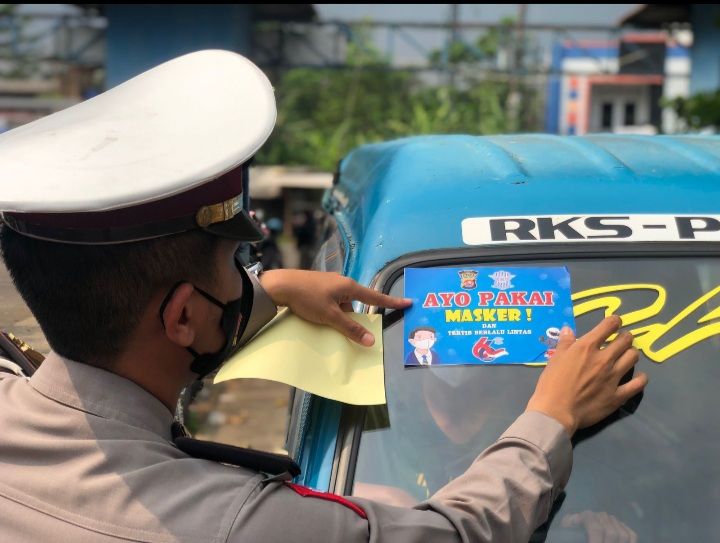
left=0, top=353, right=572, bottom=542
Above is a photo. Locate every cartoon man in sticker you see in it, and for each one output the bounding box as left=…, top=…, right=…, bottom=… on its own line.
left=406, top=327, right=443, bottom=366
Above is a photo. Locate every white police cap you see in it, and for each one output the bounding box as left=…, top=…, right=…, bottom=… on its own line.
left=0, top=49, right=275, bottom=244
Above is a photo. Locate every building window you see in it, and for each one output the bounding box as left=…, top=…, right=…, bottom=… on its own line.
left=601, top=102, right=613, bottom=130
left=624, top=102, right=636, bottom=126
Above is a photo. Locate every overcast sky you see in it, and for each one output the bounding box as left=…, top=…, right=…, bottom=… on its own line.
left=14, top=4, right=644, bottom=68
left=314, top=4, right=640, bottom=26
left=313, top=4, right=641, bottom=66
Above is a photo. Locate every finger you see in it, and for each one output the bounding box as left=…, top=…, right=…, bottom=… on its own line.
left=350, top=283, right=412, bottom=309
left=330, top=309, right=375, bottom=346
left=605, top=516, right=622, bottom=543
left=601, top=332, right=634, bottom=361
left=555, top=326, right=576, bottom=353
left=562, top=511, right=596, bottom=528
left=562, top=511, right=597, bottom=528
left=612, top=515, right=635, bottom=543
left=612, top=347, right=640, bottom=379
left=614, top=372, right=649, bottom=405
left=582, top=315, right=622, bottom=348
left=599, top=513, right=617, bottom=543
left=586, top=522, right=606, bottom=543
left=339, top=302, right=353, bottom=312
left=613, top=517, right=635, bottom=543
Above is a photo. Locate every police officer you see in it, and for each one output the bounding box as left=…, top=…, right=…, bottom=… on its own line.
left=0, top=50, right=647, bottom=542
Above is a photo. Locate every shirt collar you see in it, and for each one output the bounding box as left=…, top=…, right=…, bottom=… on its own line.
left=29, top=352, right=175, bottom=441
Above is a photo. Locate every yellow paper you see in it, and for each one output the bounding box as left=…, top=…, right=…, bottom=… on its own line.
left=215, top=310, right=385, bottom=405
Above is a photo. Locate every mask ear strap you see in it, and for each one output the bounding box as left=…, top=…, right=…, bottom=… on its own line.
left=159, top=281, right=187, bottom=329
left=159, top=281, right=226, bottom=326
left=158, top=281, right=232, bottom=378
left=193, top=286, right=225, bottom=309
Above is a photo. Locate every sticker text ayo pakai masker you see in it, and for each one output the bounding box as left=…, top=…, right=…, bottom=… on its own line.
left=423, top=290, right=554, bottom=323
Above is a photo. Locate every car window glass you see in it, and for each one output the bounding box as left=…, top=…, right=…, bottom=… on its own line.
left=353, top=257, right=720, bottom=542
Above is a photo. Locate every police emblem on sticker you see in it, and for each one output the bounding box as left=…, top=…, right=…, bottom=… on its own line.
left=458, top=270, right=479, bottom=290
left=489, top=270, right=515, bottom=290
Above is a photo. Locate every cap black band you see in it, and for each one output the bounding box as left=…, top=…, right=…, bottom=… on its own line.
left=0, top=161, right=263, bottom=245
left=1, top=207, right=263, bottom=245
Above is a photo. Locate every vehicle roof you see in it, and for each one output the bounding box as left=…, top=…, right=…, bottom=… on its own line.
left=325, top=134, right=720, bottom=285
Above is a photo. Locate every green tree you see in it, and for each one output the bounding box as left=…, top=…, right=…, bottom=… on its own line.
left=663, top=16, right=720, bottom=132
left=258, top=22, right=532, bottom=170
left=667, top=91, right=720, bottom=131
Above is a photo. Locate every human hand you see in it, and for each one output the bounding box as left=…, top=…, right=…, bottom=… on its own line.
left=562, top=511, right=638, bottom=543
left=260, top=270, right=411, bottom=346
left=526, top=316, right=648, bottom=437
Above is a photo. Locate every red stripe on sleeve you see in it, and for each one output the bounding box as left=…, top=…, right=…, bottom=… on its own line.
left=285, top=483, right=368, bottom=519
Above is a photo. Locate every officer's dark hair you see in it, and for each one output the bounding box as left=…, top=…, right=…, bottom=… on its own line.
left=408, top=326, right=436, bottom=339
left=0, top=226, right=221, bottom=367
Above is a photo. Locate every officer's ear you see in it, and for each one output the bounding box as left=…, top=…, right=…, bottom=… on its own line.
left=160, top=283, right=198, bottom=348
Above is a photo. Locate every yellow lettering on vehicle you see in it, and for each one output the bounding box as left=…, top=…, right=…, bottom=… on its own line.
left=572, top=283, right=720, bottom=363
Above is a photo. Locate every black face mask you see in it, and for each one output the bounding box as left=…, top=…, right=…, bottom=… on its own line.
left=160, top=258, right=254, bottom=379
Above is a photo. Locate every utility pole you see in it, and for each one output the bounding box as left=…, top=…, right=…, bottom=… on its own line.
left=448, top=3, right=459, bottom=87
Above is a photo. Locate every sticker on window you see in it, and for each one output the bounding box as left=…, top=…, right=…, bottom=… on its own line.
left=403, top=267, right=576, bottom=366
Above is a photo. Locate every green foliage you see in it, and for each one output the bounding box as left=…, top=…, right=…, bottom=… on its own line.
left=428, top=16, right=515, bottom=66
left=666, top=91, right=720, bottom=131
left=257, top=22, right=535, bottom=170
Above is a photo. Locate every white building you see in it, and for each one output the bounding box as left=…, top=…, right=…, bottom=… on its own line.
left=545, top=32, right=691, bottom=135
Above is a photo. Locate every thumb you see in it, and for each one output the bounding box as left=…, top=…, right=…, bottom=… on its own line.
left=556, top=326, right=576, bottom=352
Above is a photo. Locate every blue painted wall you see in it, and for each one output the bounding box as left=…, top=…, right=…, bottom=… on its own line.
left=689, top=4, right=720, bottom=94
left=105, top=5, right=252, bottom=88
left=544, top=42, right=563, bottom=134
